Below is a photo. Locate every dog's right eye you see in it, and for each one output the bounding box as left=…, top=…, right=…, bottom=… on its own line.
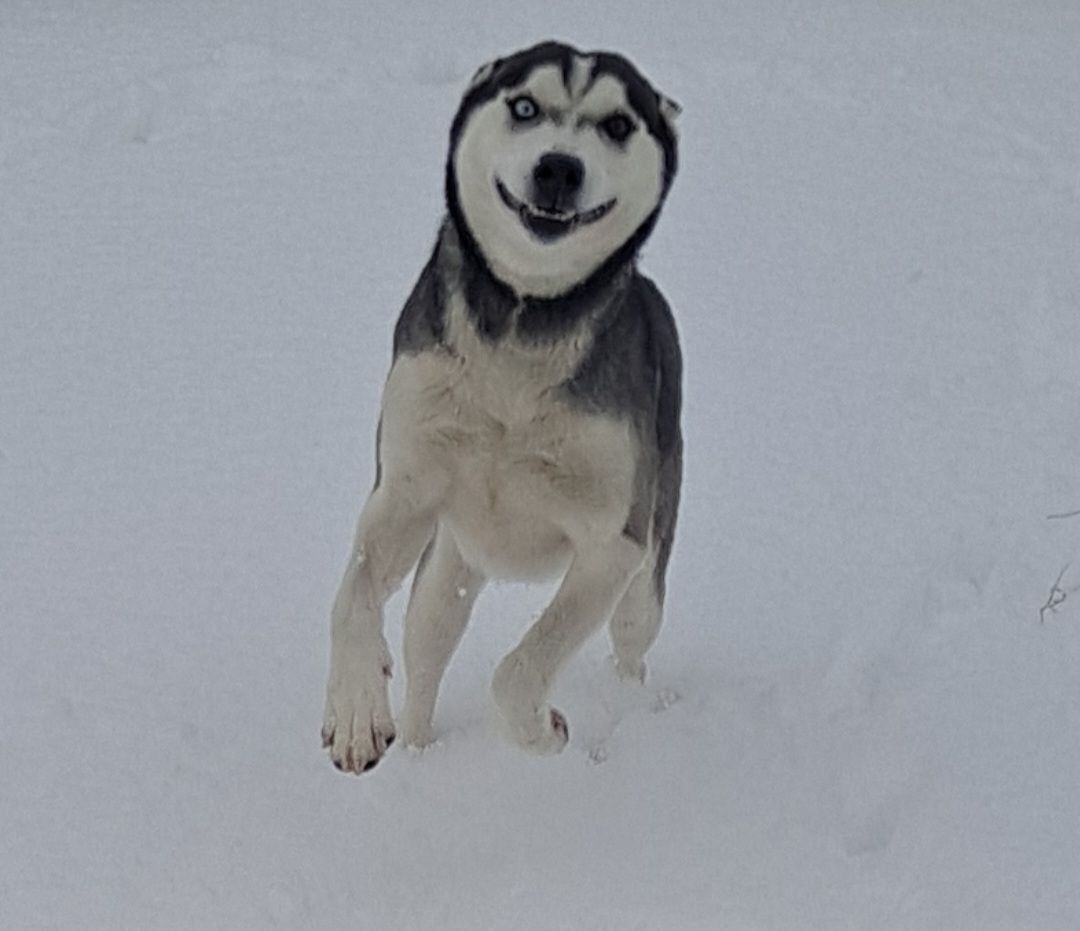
left=508, top=95, right=540, bottom=123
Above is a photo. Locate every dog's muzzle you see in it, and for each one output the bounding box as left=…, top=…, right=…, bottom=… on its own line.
left=495, top=178, right=616, bottom=242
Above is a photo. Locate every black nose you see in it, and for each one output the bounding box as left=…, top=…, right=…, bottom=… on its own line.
left=532, top=152, right=584, bottom=210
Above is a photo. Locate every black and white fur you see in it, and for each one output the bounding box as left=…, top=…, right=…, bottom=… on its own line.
left=323, top=41, right=682, bottom=773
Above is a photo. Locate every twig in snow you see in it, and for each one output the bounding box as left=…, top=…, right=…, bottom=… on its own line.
left=1047, top=509, right=1080, bottom=521
left=1040, top=563, right=1076, bottom=624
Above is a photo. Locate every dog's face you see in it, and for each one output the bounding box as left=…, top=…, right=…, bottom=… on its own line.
left=447, top=42, right=679, bottom=298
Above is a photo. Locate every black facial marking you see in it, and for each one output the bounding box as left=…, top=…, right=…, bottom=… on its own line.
left=449, top=41, right=676, bottom=187
left=449, top=41, right=575, bottom=146
left=445, top=40, right=679, bottom=300
left=508, top=94, right=540, bottom=123
left=598, top=111, right=636, bottom=145
left=589, top=53, right=677, bottom=189
left=559, top=51, right=575, bottom=91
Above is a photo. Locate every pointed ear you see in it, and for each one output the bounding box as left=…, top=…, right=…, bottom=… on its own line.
left=467, top=57, right=502, bottom=92
left=659, top=94, right=682, bottom=126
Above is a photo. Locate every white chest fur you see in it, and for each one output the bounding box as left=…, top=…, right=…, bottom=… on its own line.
left=377, top=292, right=638, bottom=579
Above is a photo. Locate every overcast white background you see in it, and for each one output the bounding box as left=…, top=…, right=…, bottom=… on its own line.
left=3, top=1, right=1080, bottom=927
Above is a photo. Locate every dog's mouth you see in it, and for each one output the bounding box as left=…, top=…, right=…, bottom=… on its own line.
left=495, top=179, right=615, bottom=242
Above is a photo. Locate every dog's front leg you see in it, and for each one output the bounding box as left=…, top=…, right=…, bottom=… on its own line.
left=492, top=535, right=645, bottom=754
left=323, top=482, right=436, bottom=774
left=400, top=526, right=486, bottom=748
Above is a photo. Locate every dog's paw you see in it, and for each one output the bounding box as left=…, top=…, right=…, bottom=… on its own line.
left=612, top=655, right=647, bottom=684
left=322, top=660, right=395, bottom=774
left=397, top=715, right=435, bottom=750
left=492, top=652, right=570, bottom=755
left=503, top=705, right=570, bottom=756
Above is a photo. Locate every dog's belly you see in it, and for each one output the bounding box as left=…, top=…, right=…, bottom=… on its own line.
left=381, top=352, right=638, bottom=580
left=440, top=411, right=636, bottom=579
left=442, top=480, right=572, bottom=581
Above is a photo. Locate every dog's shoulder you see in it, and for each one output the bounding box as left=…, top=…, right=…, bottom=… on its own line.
left=392, top=243, right=445, bottom=357
left=563, top=271, right=682, bottom=451
left=633, top=272, right=683, bottom=456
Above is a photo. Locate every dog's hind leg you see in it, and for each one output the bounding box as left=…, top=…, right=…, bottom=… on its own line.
left=608, top=553, right=663, bottom=683
left=611, top=443, right=680, bottom=683
left=400, top=525, right=485, bottom=748
left=492, top=535, right=644, bottom=754
left=323, top=480, right=438, bottom=774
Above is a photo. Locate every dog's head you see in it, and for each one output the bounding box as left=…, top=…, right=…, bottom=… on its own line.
left=446, top=41, right=679, bottom=299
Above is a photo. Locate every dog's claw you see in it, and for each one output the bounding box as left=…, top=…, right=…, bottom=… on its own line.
left=325, top=728, right=392, bottom=775
left=322, top=714, right=396, bottom=775
left=323, top=646, right=396, bottom=774
left=550, top=708, right=569, bottom=742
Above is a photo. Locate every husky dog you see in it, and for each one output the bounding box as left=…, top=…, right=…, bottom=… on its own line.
left=323, top=40, right=682, bottom=773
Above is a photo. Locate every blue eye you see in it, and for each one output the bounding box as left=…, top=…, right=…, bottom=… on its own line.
left=508, top=95, right=540, bottom=122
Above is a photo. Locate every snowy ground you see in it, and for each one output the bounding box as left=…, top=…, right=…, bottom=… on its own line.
left=3, top=1, right=1080, bottom=928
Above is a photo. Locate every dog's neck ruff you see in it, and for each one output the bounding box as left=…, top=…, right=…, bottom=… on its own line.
left=438, top=218, right=632, bottom=345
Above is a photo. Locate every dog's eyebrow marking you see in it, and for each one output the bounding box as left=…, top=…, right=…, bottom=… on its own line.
left=565, top=54, right=595, bottom=100
left=559, top=52, right=574, bottom=92
left=576, top=75, right=633, bottom=123
left=522, top=64, right=573, bottom=111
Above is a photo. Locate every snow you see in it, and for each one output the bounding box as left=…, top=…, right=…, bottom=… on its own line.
left=3, top=1, right=1080, bottom=927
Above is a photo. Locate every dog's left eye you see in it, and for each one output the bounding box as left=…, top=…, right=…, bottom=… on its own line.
left=599, top=112, right=636, bottom=143
left=508, top=95, right=540, bottom=122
